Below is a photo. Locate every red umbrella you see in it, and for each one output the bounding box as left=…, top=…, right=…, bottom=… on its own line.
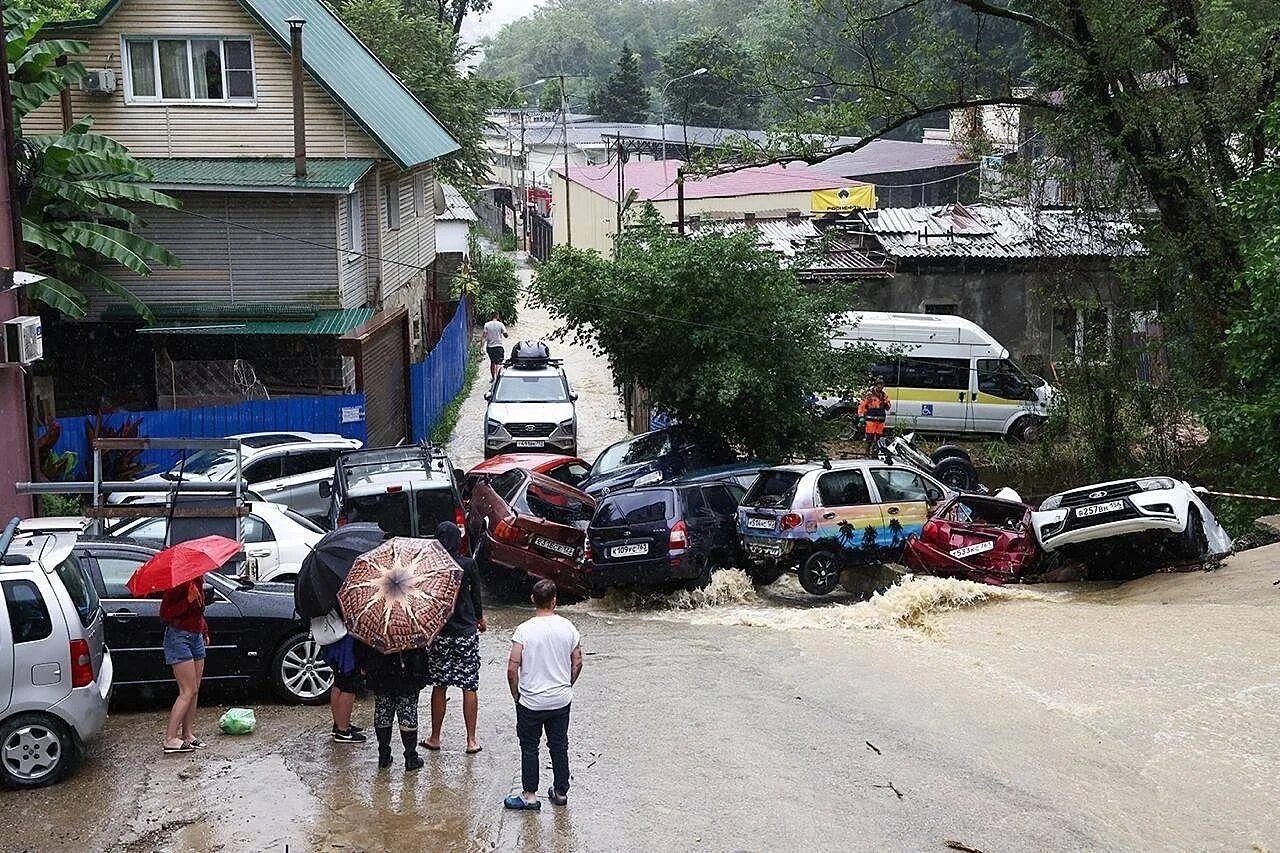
left=126, top=535, right=242, bottom=597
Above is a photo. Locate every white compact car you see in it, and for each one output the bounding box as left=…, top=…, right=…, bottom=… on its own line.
left=1031, top=477, right=1232, bottom=559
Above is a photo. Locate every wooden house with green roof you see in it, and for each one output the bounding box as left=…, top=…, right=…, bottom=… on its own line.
left=26, top=0, right=459, bottom=442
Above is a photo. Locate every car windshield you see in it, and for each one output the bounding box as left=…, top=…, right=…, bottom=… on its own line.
left=492, top=374, right=568, bottom=403
left=593, top=490, right=674, bottom=526
left=593, top=432, right=674, bottom=475
left=169, top=449, right=239, bottom=480
left=742, top=471, right=802, bottom=508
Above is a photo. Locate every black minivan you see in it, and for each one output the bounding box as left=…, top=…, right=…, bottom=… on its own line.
left=584, top=483, right=742, bottom=594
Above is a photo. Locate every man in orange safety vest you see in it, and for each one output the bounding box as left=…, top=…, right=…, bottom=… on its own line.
left=858, top=379, right=891, bottom=457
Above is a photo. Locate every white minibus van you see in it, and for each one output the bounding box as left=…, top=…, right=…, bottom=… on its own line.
left=830, top=311, right=1056, bottom=440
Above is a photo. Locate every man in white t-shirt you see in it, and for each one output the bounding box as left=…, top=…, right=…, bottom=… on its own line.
left=483, top=312, right=508, bottom=380
left=503, top=579, right=582, bottom=810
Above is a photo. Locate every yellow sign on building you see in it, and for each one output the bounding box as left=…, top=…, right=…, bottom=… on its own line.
left=811, top=185, right=877, bottom=212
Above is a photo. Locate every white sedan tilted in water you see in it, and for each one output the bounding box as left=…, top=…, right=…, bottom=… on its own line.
left=1031, top=477, right=1232, bottom=560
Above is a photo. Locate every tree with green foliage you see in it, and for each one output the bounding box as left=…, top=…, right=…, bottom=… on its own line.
left=660, top=30, right=760, bottom=129
left=339, top=0, right=499, bottom=191
left=538, top=78, right=562, bottom=113
left=10, top=4, right=180, bottom=319
left=454, top=232, right=520, bottom=325
left=531, top=207, right=867, bottom=458
left=595, top=42, right=649, bottom=123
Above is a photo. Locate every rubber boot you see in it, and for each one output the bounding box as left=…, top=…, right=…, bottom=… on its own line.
left=375, top=727, right=393, bottom=769
left=402, top=729, right=423, bottom=771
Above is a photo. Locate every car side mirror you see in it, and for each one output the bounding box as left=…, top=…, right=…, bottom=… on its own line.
left=318, top=481, right=332, bottom=499
left=569, top=392, right=579, bottom=401
left=454, top=468, right=465, bottom=484
left=483, top=392, right=492, bottom=401
left=1192, top=486, right=1209, bottom=497
left=926, top=488, right=943, bottom=503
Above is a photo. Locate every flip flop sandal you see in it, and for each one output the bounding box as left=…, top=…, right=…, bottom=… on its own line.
left=163, top=743, right=195, bottom=754
left=466, top=746, right=483, bottom=755
left=186, top=738, right=208, bottom=750
left=503, top=795, right=540, bottom=811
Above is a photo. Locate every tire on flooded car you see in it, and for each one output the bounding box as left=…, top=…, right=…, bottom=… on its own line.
left=0, top=713, right=75, bottom=789
left=799, top=550, right=841, bottom=596
left=746, top=559, right=785, bottom=586
left=271, top=631, right=334, bottom=705
left=1170, top=507, right=1210, bottom=562
left=932, top=455, right=981, bottom=492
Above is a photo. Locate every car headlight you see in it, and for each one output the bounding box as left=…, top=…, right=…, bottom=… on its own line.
left=558, top=418, right=575, bottom=432
left=1136, top=477, right=1174, bottom=491
left=485, top=418, right=503, bottom=436
left=1039, top=494, right=1062, bottom=511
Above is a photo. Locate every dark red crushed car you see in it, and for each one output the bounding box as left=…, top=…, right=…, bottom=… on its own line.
left=903, top=494, right=1040, bottom=585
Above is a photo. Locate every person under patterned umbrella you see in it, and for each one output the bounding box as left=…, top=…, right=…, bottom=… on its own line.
left=337, top=538, right=462, bottom=653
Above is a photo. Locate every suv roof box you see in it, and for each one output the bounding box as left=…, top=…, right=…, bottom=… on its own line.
left=508, top=339, right=554, bottom=369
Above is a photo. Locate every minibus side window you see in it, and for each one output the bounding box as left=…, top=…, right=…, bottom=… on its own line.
left=898, top=357, right=968, bottom=389
left=977, top=359, right=1036, bottom=400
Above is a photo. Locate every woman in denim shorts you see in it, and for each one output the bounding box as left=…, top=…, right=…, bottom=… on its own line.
left=160, top=579, right=208, bottom=754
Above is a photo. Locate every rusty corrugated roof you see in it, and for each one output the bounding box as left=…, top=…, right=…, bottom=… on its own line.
left=864, top=204, right=1138, bottom=259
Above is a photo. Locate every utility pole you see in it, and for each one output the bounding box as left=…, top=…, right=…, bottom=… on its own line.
left=676, top=167, right=686, bottom=235
left=518, top=111, right=528, bottom=250
left=559, top=74, right=572, bottom=247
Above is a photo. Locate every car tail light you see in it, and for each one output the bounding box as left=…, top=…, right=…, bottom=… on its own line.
left=780, top=513, right=803, bottom=531
left=386, top=485, right=403, bottom=494
left=70, top=639, right=93, bottom=688
left=922, top=519, right=945, bottom=541
left=669, top=520, right=689, bottom=549
left=455, top=506, right=466, bottom=528
left=494, top=517, right=529, bottom=545
left=336, top=516, right=349, bottom=528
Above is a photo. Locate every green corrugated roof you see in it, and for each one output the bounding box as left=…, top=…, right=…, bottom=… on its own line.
left=137, top=158, right=374, bottom=192
left=55, top=0, right=459, bottom=170
left=137, top=307, right=373, bottom=336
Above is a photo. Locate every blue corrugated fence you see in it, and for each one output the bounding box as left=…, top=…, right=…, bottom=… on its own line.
left=43, top=394, right=368, bottom=478
left=410, top=298, right=471, bottom=442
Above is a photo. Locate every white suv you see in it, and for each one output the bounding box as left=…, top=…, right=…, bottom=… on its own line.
left=0, top=523, right=112, bottom=788
left=109, top=431, right=361, bottom=519
left=484, top=357, right=578, bottom=458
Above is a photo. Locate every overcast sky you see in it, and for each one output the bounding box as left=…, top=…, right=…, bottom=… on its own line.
left=460, top=0, right=548, bottom=45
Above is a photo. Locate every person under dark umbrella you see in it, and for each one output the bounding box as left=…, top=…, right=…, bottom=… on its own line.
left=421, top=522, right=487, bottom=755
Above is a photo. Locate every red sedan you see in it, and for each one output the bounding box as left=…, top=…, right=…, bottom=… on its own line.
left=463, top=453, right=590, bottom=504
left=902, top=494, right=1040, bottom=585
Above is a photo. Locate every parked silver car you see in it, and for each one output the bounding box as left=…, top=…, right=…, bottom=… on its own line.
left=0, top=521, right=112, bottom=788
left=108, top=431, right=361, bottom=519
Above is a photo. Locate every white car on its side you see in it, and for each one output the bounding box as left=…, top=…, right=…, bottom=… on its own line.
left=1031, top=477, right=1232, bottom=560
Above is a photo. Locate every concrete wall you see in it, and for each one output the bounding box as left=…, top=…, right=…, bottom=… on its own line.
left=27, top=0, right=384, bottom=160
left=853, top=259, right=1119, bottom=373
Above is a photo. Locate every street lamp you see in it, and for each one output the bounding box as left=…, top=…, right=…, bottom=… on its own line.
left=660, top=67, right=708, bottom=163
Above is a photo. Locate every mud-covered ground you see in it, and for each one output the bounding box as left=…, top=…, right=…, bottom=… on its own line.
left=2, top=547, right=1278, bottom=852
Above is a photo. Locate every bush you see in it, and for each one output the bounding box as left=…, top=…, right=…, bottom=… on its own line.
left=498, top=232, right=517, bottom=252
left=455, top=232, right=520, bottom=325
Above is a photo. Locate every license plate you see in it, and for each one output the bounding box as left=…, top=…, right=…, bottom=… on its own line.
left=746, top=516, right=776, bottom=530
left=516, top=439, right=544, bottom=448
left=534, top=537, right=576, bottom=558
left=950, top=540, right=995, bottom=559
left=1075, top=500, right=1125, bottom=518
left=609, top=543, right=649, bottom=558
left=748, top=541, right=783, bottom=557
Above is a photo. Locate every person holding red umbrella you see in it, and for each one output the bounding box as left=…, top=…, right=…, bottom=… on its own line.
left=127, top=534, right=241, bottom=755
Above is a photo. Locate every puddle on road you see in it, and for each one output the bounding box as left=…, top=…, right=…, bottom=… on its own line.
left=571, top=569, right=1039, bottom=635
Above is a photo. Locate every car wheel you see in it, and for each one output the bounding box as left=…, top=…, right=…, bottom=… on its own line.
left=799, top=551, right=841, bottom=596
left=933, top=456, right=981, bottom=492
left=1172, top=508, right=1209, bottom=561
left=271, top=631, right=334, bottom=705
left=269, top=574, right=297, bottom=584
left=683, top=553, right=714, bottom=591
left=0, top=713, right=74, bottom=789
left=747, top=559, right=785, bottom=586
left=1008, top=416, right=1043, bottom=443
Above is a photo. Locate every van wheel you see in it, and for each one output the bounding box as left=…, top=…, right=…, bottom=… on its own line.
left=933, top=456, right=981, bottom=492
left=799, top=551, right=841, bottom=596
left=271, top=632, right=334, bottom=705
left=0, top=713, right=75, bottom=789
left=1008, top=416, right=1043, bottom=443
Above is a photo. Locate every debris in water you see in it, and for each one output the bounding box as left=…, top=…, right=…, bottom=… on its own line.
left=865, top=741, right=881, bottom=755
left=945, top=840, right=985, bottom=853
left=872, top=781, right=904, bottom=799
left=575, top=569, right=761, bottom=613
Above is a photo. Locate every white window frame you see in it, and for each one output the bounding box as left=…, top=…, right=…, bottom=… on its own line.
left=121, top=34, right=258, bottom=107
left=384, top=180, right=402, bottom=231
left=344, top=190, right=363, bottom=262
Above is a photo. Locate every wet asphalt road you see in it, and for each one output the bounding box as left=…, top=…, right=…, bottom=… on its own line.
left=2, top=547, right=1278, bottom=852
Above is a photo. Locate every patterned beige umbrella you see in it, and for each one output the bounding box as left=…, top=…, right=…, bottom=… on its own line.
left=337, top=537, right=462, bottom=653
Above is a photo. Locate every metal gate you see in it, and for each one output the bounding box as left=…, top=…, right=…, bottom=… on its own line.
left=530, top=212, right=553, bottom=262
left=340, top=307, right=409, bottom=447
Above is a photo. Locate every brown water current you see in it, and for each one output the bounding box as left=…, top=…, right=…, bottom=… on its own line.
left=2, top=545, right=1277, bottom=851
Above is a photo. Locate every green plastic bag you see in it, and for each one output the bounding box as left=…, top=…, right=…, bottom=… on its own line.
left=219, top=707, right=256, bottom=735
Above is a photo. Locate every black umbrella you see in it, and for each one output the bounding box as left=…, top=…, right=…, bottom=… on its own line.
left=295, top=523, right=386, bottom=618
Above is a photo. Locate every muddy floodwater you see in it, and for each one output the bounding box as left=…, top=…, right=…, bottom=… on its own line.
left=2, top=547, right=1278, bottom=851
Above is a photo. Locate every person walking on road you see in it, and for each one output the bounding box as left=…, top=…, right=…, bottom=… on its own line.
left=355, top=640, right=431, bottom=771
left=161, top=579, right=208, bottom=754
left=484, top=311, right=509, bottom=380
left=504, top=580, right=583, bottom=811
left=858, top=378, right=892, bottom=458
left=422, top=522, right=487, bottom=755
left=319, top=631, right=366, bottom=743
